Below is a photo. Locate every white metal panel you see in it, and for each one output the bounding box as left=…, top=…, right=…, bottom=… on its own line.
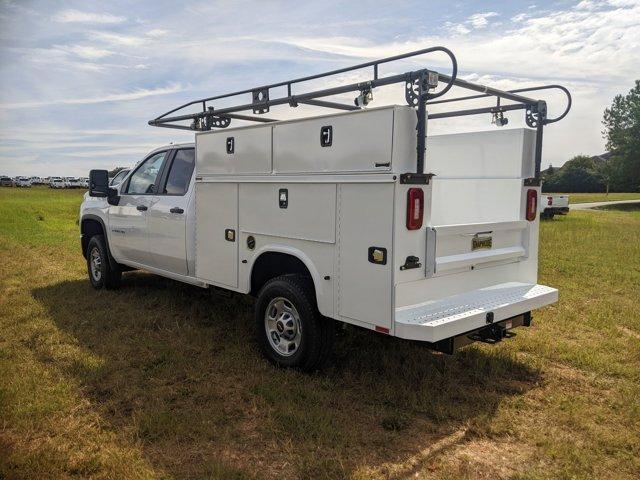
left=146, top=193, right=189, bottom=275
left=239, top=183, right=336, bottom=243
left=392, top=183, right=431, bottom=285
left=240, top=234, right=335, bottom=317
left=195, top=182, right=238, bottom=287
left=196, top=126, right=271, bottom=175
left=273, top=107, right=394, bottom=173
left=395, top=282, right=557, bottom=342
left=430, top=178, right=523, bottom=225
left=337, top=183, right=394, bottom=329
left=426, top=128, right=536, bottom=178
left=108, top=195, right=152, bottom=264
left=391, top=106, right=419, bottom=173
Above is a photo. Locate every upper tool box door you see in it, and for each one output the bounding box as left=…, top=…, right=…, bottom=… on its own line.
left=273, top=107, right=394, bottom=174
left=196, top=125, right=272, bottom=175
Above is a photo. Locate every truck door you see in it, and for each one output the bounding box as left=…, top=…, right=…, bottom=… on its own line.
left=108, top=151, right=167, bottom=265
left=146, top=148, right=195, bottom=275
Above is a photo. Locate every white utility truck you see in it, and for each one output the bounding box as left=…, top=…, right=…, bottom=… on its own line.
left=15, top=176, right=32, bottom=187
left=50, top=177, right=65, bottom=188
left=80, top=47, right=572, bottom=370
left=541, top=194, right=570, bottom=219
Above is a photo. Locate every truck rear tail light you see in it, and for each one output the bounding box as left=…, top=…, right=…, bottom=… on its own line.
left=526, top=189, right=538, bottom=221
left=406, top=188, right=424, bottom=230
left=547, top=196, right=553, bottom=206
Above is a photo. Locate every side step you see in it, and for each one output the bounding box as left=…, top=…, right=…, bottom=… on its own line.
left=394, top=282, right=557, bottom=342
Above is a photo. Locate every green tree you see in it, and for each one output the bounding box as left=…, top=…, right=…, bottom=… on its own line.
left=602, top=80, right=640, bottom=192
left=108, top=166, right=127, bottom=178
left=542, top=155, right=605, bottom=193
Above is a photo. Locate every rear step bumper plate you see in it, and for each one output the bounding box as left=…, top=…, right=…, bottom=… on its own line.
left=394, top=282, right=557, bottom=342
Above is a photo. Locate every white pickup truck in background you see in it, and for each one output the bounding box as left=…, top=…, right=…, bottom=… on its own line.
left=79, top=47, right=572, bottom=370
left=541, top=194, right=570, bottom=219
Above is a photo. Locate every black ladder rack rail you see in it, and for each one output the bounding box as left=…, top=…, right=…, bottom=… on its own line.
left=148, top=46, right=571, bottom=182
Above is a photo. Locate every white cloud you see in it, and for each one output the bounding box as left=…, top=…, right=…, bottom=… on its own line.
left=90, top=31, right=147, bottom=47
left=444, top=22, right=471, bottom=35
left=146, top=29, right=168, bottom=38
left=53, top=9, right=125, bottom=24
left=468, top=12, right=499, bottom=29
left=56, top=44, right=114, bottom=60
left=445, top=11, right=499, bottom=35
left=0, top=84, right=184, bottom=109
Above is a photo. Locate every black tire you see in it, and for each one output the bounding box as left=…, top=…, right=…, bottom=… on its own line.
left=86, top=235, right=121, bottom=290
left=255, top=274, right=334, bottom=371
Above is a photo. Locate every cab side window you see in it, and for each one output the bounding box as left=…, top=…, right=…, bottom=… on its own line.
left=163, top=149, right=195, bottom=195
left=126, top=152, right=166, bottom=194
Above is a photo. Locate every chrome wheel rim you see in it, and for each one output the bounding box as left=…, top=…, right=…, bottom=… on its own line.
left=264, top=297, right=302, bottom=356
left=90, top=247, right=102, bottom=282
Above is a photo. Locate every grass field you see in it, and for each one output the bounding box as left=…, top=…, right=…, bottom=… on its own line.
left=1, top=186, right=639, bottom=480
left=547, top=192, right=640, bottom=204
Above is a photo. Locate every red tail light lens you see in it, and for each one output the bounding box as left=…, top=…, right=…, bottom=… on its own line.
left=406, top=188, right=424, bottom=230
left=526, top=189, right=538, bottom=221
left=547, top=196, right=553, bottom=206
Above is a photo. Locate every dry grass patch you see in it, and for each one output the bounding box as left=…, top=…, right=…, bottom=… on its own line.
left=1, top=187, right=639, bottom=479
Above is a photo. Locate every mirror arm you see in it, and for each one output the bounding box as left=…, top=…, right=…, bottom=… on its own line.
left=107, top=187, right=120, bottom=206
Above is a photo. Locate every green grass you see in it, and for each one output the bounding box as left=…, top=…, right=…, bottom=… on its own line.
left=1, top=186, right=639, bottom=479
left=548, top=192, right=640, bottom=204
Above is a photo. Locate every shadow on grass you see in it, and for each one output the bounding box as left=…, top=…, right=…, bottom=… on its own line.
left=593, top=202, right=640, bottom=212
left=33, top=272, right=540, bottom=479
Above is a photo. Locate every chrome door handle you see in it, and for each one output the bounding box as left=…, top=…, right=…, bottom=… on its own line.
left=170, top=207, right=184, bottom=214
left=136, top=205, right=148, bottom=211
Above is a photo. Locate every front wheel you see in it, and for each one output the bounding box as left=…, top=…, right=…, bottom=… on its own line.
left=255, top=275, right=334, bottom=371
left=86, top=235, right=121, bottom=289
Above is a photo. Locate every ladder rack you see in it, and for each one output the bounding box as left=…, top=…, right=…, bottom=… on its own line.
left=148, top=46, right=571, bottom=182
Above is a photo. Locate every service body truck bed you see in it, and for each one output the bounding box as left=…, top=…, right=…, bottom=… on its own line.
left=194, top=106, right=556, bottom=350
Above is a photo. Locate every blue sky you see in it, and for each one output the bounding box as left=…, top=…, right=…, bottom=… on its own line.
left=1, top=0, right=639, bottom=176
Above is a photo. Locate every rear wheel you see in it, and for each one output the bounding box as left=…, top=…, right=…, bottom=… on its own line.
left=255, top=275, right=334, bottom=371
left=86, top=235, right=121, bottom=289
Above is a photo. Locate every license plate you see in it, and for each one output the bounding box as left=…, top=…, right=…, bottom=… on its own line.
left=472, top=235, right=492, bottom=251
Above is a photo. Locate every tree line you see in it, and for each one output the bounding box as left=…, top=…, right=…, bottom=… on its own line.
left=542, top=80, right=640, bottom=193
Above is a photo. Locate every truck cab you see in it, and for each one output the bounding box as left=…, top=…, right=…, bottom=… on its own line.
left=81, top=143, right=197, bottom=281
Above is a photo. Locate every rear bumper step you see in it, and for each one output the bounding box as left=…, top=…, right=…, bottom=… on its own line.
left=394, top=282, right=557, bottom=342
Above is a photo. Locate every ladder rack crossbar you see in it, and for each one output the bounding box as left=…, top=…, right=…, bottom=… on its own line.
left=147, top=46, right=572, bottom=183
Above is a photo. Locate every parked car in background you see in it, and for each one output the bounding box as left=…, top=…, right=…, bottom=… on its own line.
left=541, top=194, right=569, bottom=219
left=109, top=168, right=130, bottom=186
left=15, top=176, right=32, bottom=187
left=50, top=177, right=65, bottom=188
left=81, top=177, right=89, bottom=189
left=0, top=176, right=14, bottom=187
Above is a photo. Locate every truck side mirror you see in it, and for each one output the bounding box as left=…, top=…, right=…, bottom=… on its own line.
left=89, top=170, right=109, bottom=197
left=89, top=169, right=120, bottom=205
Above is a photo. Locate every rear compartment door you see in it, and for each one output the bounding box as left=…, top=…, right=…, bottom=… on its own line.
left=337, top=183, right=394, bottom=330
